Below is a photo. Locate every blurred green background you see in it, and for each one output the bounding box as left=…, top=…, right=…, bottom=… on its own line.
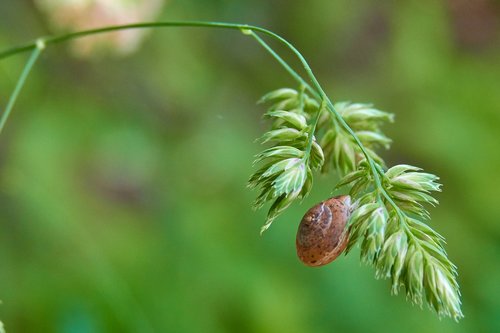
left=0, top=0, right=499, bottom=332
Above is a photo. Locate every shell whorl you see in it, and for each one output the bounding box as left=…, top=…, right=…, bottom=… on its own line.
left=296, top=195, right=351, bottom=267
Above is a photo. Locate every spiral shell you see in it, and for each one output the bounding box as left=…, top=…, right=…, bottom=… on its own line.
left=296, top=195, right=351, bottom=267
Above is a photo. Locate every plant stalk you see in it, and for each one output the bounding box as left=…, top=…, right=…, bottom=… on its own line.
left=0, top=20, right=390, bottom=204
left=0, top=40, right=44, bottom=135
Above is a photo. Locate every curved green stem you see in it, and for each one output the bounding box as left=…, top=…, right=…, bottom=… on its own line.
left=0, top=40, right=44, bottom=135
left=304, top=99, right=325, bottom=160
left=0, top=20, right=388, bottom=200
left=247, top=26, right=390, bottom=198
left=297, top=84, right=322, bottom=163
left=246, top=31, right=317, bottom=98
left=0, top=22, right=254, bottom=59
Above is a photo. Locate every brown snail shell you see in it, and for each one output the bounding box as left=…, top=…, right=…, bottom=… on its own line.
left=296, top=195, right=351, bottom=267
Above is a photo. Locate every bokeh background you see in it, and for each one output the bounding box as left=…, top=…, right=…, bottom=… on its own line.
left=0, top=1, right=499, bottom=332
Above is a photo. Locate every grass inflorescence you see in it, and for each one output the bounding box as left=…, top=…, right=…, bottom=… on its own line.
left=0, top=20, right=462, bottom=321
left=250, top=87, right=462, bottom=320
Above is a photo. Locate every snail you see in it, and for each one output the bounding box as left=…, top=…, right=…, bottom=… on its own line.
left=296, top=195, right=351, bottom=267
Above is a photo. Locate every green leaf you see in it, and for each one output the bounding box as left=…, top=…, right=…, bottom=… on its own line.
left=342, top=105, right=394, bottom=124
left=391, top=172, right=441, bottom=192
left=262, top=158, right=302, bottom=178
left=356, top=130, right=392, bottom=149
left=266, top=110, right=308, bottom=130
left=254, top=146, right=304, bottom=164
left=349, top=176, right=371, bottom=198
left=333, top=132, right=356, bottom=174
left=273, top=160, right=307, bottom=195
left=335, top=169, right=366, bottom=189
left=310, top=141, right=325, bottom=169
left=260, top=128, right=304, bottom=144
left=300, top=168, right=314, bottom=199
left=388, top=189, right=439, bottom=206
left=360, top=206, right=388, bottom=264
left=258, top=88, right=298, bottom=104
left=304, top=96, right=320, bottom=111
left=423, top=259, right=463, bottom=320
left=376, top=230, right=407, bottom=279
left=385, top=164, right=422, bottom=179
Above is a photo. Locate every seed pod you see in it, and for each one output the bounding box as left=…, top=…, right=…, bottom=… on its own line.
left=296, top=195, right=351, bottom=267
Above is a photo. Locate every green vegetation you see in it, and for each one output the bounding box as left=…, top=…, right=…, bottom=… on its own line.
left=0, top=1, right=499, bottom=332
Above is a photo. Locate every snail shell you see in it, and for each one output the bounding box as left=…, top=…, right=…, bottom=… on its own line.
left=296, top=195, right=351, bottom=267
